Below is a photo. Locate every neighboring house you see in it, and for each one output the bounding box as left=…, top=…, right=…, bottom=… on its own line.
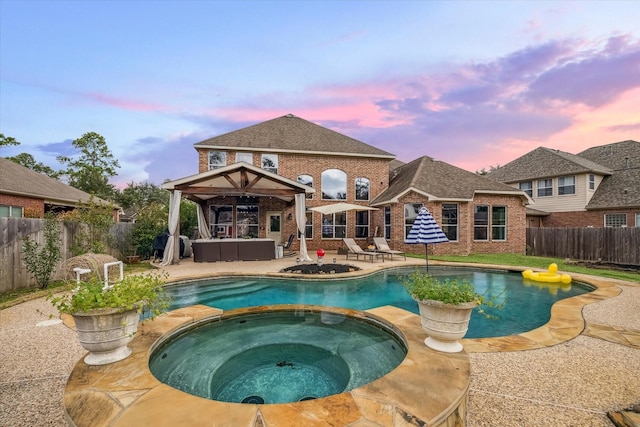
left=163, top=114, right=530, bottom=255
left=0, top=157, right=118, bottom=219
left=486, top=140, right=640, bottom=228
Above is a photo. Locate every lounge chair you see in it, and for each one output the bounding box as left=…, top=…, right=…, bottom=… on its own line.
left=373, top=237, right=406, bottom=260
left=343, top=238, right=385, bottom=263
left=282, top=234, right=296, bottom=257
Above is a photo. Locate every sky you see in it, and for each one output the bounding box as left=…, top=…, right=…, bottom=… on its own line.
left=1, top=1, right=639, bottom=188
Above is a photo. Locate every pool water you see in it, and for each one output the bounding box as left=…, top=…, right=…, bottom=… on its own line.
left=165, top=266, right=590, bottom=338
left=149, top=309, right=406, bottom=404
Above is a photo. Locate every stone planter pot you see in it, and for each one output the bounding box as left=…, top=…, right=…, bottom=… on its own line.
left=415, top=299, right=477, bottom=353
left=72, top=307, right=140, bottom=365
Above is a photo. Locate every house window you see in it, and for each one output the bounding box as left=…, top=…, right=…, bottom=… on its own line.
left=636, top=213, right=640, bottom=227
left=208, top=151, right=227, bottom=170
left=304, top=211, right=313, bottom=238
left=0, top=205, right=23, bottom=217
left=235, top=152, right=253, bottom=164
left=474, top=205, right=489, bottom=241
left=589, top=174, right=595, bottom=190
left=492, top=206, right=507, bottom=241
left=558, top=176, right=575, bottom=195
left=321, top=169, right=347, bottom=200
left=404, top=203, right=423, bottom=239
left=384, top=207, right=391, bottom=239
left=537, top=179, right=553, bottom=197
left=297, top=174, right=313, bottom=199
left=355, top=211, right=369, bottom=238
left=236, top=205, right=259, bottom=238
left=605, top=213, right=627, bottom=228
left=261, top=154, right=278, bottom=174
left=210, top=205, right=233, bottom=238
left=321, top=212, right=346, bottom=239
left=355, top=177, right=370, bottom=201
left=519, top=181, right=533, bottom=197
left=442, top=203, right=458, bottom=241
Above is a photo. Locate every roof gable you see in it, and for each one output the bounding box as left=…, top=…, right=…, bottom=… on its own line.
left=0, top=157, right=109, bottom=207
left=486, top=147, right=612, bottom=183
left=194, top=114, right=395, bottom=159
left=372, top=156, right=528, bottom=205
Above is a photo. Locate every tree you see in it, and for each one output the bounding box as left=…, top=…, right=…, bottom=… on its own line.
left=58, top=196, right=116, bottom=255
left=0, top=133, right=20, bottom=148
left=115, top=181, right=169, bottom=216
left=476, top=165, right=500, bottom=176
left=57, top=132, right=120, bottom=200
left=23, top=213, right=62, bottom=288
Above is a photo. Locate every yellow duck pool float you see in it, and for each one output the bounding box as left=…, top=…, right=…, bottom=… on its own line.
left=522, top=263, right=572, bottom=284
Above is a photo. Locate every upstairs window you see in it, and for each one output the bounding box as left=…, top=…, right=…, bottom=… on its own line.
left=355, top=177, right=370, bottom=201
left=208, top=151, right=227, bottom=170
left=519, top=181, right=533, bottom=197
left=558, top=176, right=575, bottom=195
left=261, top=154, right=278, bottom=174
left=605, top=213, right=626, bottom=228
left=589, top=174, right=595, bottom=190
left=537, top=179, right=553, bottom=197
left=321, top=169, right=347, bottom=200
left=297, top=174, right=313, bottom=199
left=235, top=152, right=253, bottom=164
left=442, top=203, right=458, bottom=241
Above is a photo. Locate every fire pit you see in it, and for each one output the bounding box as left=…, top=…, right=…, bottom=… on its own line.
left=280, top=263, right=361, bottom=274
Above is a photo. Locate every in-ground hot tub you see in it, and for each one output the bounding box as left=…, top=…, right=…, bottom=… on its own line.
left=149, top=306, right=407, bottom=404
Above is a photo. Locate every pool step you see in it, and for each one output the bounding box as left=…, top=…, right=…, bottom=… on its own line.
left=169, top=281, right=269, bottom=308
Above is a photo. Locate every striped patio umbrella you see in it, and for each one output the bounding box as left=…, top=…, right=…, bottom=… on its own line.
left=404, top=207, right=449, bottom=271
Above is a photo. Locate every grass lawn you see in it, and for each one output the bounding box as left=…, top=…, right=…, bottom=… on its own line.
left=425, top=253, right=640, bottom=283
left=0, top=261, right=156, bottom=310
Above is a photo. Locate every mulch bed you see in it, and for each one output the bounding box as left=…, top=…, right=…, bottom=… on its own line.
left=280, top=263, right=361, bottom=274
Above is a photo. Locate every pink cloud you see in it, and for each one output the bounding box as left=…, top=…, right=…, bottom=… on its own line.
left=83, top=91, right=170, bottom=112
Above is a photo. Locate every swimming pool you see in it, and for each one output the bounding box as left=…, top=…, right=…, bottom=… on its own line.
left=165, top=266, right=591, bottom=338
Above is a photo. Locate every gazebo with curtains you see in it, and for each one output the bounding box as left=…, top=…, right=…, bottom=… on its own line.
left=160, top=162, right=315, bottom=265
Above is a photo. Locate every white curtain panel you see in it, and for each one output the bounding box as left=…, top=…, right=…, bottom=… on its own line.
left=161, top=190, right=182, bottom=266
left=196, top=203, right=211, bottom=239
left=295, top=193, right=312, bottom=261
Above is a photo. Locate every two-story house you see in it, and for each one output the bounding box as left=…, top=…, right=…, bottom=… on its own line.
left=162, top=114, right=530, bottom=260
left=486, top=140, right=640, bottom=228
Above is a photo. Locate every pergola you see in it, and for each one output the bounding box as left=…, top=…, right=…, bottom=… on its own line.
left=161, top=162, right=315, bottom=264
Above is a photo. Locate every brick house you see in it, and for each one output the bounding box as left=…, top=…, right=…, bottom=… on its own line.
left=0, top=157, right=117, bottom=219
left=486, top=140, right=640, bottom=228
left=162, top=114, right=530, bottom=256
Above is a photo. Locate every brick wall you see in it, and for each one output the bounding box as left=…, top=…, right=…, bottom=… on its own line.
left=543, top=209, right=640, bottom=227
left=0, top=194, right=44, bottom=218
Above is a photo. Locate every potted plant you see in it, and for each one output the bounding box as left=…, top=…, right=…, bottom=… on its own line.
left=403, top=270, right=483, bottom=353
left=48, top=272, right=170, bottom=365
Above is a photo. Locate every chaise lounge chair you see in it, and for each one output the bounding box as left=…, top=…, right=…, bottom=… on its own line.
left=373, top=237, right=406, bottom=260
left=343, top=238, right=385, bottom=263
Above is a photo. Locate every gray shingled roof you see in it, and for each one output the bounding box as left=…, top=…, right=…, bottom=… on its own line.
left=0, top=157, right=110, bottom=207
left=586, top=167, right=640, bottom=209
left=372, top=156, right=528, bottom=205
left=577, top=140, right=639, bottom=171
left=486, top=147, right=612, bottom=183
left=193, top=114, right=395, bottom=159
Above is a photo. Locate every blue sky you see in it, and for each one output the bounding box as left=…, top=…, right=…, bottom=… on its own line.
left=1, top=1, right=639, bottom=188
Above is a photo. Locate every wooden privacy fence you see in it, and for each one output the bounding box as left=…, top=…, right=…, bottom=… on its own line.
left=0, top=218, right=135, bottom=293
left=527, top=227, right=640, bottom=266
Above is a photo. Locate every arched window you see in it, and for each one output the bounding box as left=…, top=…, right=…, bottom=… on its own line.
left=297, top=174, right=313, bottom=199
left=355, top=177, right=370, bottom=201
left=321, top=169, right=347, bottom=200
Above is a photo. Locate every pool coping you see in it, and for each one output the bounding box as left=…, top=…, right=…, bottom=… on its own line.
left=63, top=304, right=470, bottom=427
left=160, top=261, right=623, bottom=353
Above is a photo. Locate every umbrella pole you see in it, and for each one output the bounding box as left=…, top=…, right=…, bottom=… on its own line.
left=425, top=244, right=429, bottom=272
